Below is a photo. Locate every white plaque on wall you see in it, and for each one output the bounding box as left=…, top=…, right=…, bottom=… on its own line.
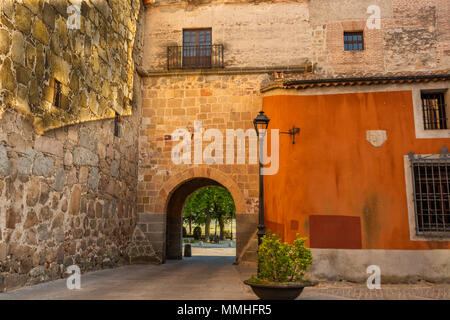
left=366, top=130, right=387, bottom=147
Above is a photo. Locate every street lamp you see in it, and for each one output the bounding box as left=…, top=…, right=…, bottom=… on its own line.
left=253, top=110, right=270, bottom=246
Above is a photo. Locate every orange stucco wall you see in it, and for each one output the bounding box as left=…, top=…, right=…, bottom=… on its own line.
left=263, top=90, right=450, bottom=250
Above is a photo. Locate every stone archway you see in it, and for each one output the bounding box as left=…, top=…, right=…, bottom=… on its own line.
left=156, top=168, right=256, bottom=263
left=166, top=177, right=224, bottom=259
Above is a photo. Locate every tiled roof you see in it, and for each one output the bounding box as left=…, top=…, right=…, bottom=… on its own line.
left=261, top=69, right=450, bottom=93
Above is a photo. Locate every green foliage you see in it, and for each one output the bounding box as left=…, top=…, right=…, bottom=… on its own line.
left=193, top=226, right=202, bottom=240
left=255, top=233, right=313, bottom=283
left=184, top=186, right=235, bottom=222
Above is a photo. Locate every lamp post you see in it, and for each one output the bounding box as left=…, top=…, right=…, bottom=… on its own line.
left=253, top=110, right=270, bottom=247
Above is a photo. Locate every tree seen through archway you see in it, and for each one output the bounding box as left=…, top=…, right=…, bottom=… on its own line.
left=183, top=186, right=236, bottom=242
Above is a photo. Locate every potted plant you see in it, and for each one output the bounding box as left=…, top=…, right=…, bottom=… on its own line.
left=244, top=232, right=314, bottom=300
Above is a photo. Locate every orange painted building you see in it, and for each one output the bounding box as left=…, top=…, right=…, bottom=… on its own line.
left=262, top=77, right=450, bottom=281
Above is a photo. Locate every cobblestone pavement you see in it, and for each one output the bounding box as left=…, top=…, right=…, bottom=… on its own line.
left=0, top=249, right=448, bottom=300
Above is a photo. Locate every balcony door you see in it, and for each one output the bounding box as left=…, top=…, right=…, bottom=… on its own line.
left=183, top=29, right=212, bottom=68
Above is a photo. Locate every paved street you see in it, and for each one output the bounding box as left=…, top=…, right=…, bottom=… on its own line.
left=0, top=248, right=448, bottom=300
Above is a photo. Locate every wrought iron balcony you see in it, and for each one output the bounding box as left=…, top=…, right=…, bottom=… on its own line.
left=167, top=44, right=224, bottom=70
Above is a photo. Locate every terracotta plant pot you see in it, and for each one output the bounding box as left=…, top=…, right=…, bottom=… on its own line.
left=244, top=280, right=314, bottom=300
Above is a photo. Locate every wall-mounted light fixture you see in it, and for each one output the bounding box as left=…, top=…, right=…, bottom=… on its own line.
left=280, top=126, right=300, bottom=144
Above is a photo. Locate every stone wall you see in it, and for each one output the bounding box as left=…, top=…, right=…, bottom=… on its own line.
left=310, top=0, right=449, bottom=75
left=0, top=107, right=139, bottom=291
left=0, top=0, right=146, bottom=292
left=142, top=0, right=449, bottom=76
left=138, top=73, right=268, bottom=260
left=0, top=0, right=141, bottom=134
left=143, top=0, right=311, bottom=70
left=138, top=0, right=449, bottom=263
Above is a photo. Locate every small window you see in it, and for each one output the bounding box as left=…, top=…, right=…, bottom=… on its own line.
left=114, top=112, right=121, bottom=137
left=421, top=92, right=447, bottom=130
left=344, top=31, right=364, bottom=51
left=53, top=79, right=62, bottom=108
left=411, top=159, right=450, bottom=234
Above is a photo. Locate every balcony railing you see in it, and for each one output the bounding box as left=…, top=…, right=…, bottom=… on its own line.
left=167, top=44, right=224, bottom=70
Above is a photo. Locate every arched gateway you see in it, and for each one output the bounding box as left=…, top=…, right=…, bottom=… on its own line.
left=154, top=168, right=257, bottom=263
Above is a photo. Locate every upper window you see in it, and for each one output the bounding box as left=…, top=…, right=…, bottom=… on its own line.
left=182, top=29, right=212, bottom=69
left=167, top=28, right=224, bottom=70
left=421, top=92, right=447, bottom=130
left=344, top=31, right=364, bottom=51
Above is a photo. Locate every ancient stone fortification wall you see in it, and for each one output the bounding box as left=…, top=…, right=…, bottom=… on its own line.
left=0, top=0, right=141, bottom=134
left=143, top=0, right=449, bottom=76
left=0, top=1, right=145, bottom=291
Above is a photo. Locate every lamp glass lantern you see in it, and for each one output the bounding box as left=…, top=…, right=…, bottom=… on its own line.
left=253, top=111, right=270, bottom=140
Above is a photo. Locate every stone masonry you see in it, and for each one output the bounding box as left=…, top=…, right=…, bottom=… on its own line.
left=0, top=0, right=141, bottom=134
left=1, top=0, right=449, bottom=292
left=0, top=0, right=148, bottom=292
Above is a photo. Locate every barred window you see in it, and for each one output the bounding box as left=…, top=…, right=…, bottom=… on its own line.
left=344, top=31, right=364, bottom=51
left=421, top=92, right=447, bottom=130
left=411, top=158, right=450, bottom=234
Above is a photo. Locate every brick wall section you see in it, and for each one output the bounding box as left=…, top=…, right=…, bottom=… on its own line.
left=139, top=74, right=265, bottom=214
left=143, top=0, right=312, bottom=70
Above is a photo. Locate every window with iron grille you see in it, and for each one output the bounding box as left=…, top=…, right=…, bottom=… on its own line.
left=410, top=155, right=450, bottom=235
left=344, top=31, right=364, bottom=51
left=421, top=92, right=447, bottom=130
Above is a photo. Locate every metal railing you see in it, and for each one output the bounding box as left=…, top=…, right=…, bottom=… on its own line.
left=167, top=44, right=224, bottom=70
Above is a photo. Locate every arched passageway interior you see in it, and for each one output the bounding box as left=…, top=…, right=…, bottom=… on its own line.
left=166, top=177, right=226, bottom=260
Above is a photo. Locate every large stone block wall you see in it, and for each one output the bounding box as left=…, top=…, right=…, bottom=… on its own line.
left=0, top=0, right=141, bottom=134
left=142, top=0, right=449, bottom=76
